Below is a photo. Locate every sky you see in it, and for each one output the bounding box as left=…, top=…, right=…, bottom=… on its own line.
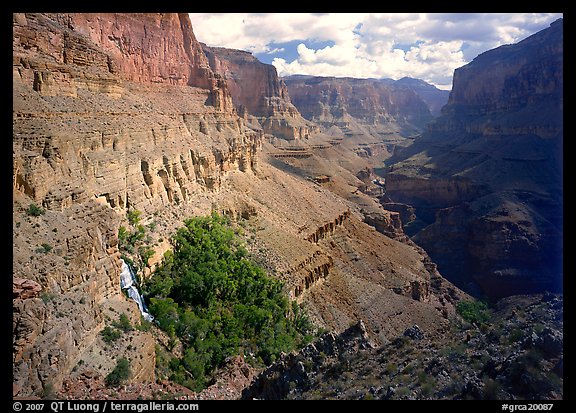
left=188, top=13, right=562, bottom=90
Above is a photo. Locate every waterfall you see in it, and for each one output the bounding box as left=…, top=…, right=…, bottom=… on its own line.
left=120, top=259, right=154, bottom=322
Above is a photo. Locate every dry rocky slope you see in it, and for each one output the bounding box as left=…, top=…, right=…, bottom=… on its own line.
left=381, top=19, right=563, bottom=298
left=13, top=13, right=466, bottom=399
left=244, top=294, right=563, bottom=400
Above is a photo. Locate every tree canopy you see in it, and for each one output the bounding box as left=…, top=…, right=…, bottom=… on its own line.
left=144, top=213, right=313, bottom=391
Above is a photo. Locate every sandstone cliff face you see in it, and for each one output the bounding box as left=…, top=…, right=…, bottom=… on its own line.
left=13, top=12, right=468, bottom=398
left=445, top=19, right=562, bottom=124
left=13, top=12, right=260, bottom=397
left=13, top=13, right=261, bottom=215
left=383, top=19, right=563, bottom=297
left=13, top=191, right=129, bottom=395
left=283, top=75, right=435, bottom=137
left=202, top=45, right=315, bottom=140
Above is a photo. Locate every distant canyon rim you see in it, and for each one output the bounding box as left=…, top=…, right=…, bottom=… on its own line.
left=13, top=13, right=562, bottom=399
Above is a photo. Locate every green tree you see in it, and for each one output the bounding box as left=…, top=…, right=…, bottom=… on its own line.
left=105, top=358, right=131, bottom=387
left=26, top=203, right=45, bottom=216
left=113, top=313, right=133, bottom=332
left=144, top=213, right=314, bottom=391
left=100, top=326, right=121, bottom=343
left=456, top=300, right=491, bottom=325
left=127, top=209, right=142, bottom=225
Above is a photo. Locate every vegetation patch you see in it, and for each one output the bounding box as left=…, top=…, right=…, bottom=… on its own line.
left=144, top=213, right=314, bottom=391
left=100, top=326, right=122, bottom=343
left=113, top=313, right=133, bottom=333
left=105, top=357, right=131, bottom=387
left=456, top=300, right=491, bottom=325
left=118, top=209, right=155, bottom=271
left=26, top=203, right=45, bottom=217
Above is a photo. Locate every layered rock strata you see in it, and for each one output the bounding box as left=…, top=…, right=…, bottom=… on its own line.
left=283, top=75, right=437, bottom=137
left=13, top=12, right=469, bottom=398
left=202, top=45, right=315, bottom=140
left=12, top=12, right=260, bottom=397
left=383, top=19, right=563, bottom=297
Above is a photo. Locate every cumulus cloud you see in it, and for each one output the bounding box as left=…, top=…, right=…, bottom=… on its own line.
left=189, top=13, right=562, bottom=90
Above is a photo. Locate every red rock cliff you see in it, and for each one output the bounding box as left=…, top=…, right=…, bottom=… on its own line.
left=38, top=13, right=234, bottom=111
left=13, top=12, right=259, bottom=397
left=283, top=75, right=434, bottom=135
left=202, top=45, right=314, bottom=140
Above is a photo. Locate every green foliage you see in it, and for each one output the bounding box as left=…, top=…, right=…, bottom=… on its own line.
left=139, top=245, right=155, bottom=266
left=147, top=221, right=157, bottom=231
left=508, top=327, right=524, bottom=344
left=105, top=358, right=131, bottom=387
left=456, top=300, right=491, bottom=325
left=118, top=226, right=128, bottom=244
left=119, top=209, right=156, bottom=271
left=26, top=203, right=45, bottom=217
left=136, top=317, right=152, bottom=332
left=127, top=209, right=142, bottom=225
left=100, top=326, right=121, bottom=343
left=144, top=213, right=313, bottom=391
left=40, top=292, right=57, bottom=303
left=385, top=362, right=398, bottom=375
left=35, top=243, right=53, bottom=254
left=113, top=313, right=133, bottom=332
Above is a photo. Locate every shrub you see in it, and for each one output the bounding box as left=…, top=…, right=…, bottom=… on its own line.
left=127, top=209, right=142, bottom=225
left=36, top=243, right=52, bottom=254
left=105, top=358, right=131, bottom=387
left=40, top=292, right=57, bottom=303
left=456, top=300, right=491, bottom=325
left=136, top=318, right=152, bottom=332
left=138, top=246, right=155, bottom=266
left=26, top=203, right=45, bottom=216
left=118, top=226, right=128, bottom=244
left=100, top=326, right=121, bottom=343
left=113, top=313, right=133, bottom=332
left=40, top=382, right=55, bottom=399
left=508, top=327, right=524, bottom=344
left=385, top=362, right=398, bottom=375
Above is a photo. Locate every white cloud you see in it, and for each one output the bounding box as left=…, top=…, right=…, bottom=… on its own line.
left=189, top=13, right=563, bottom=90
left=265, top=47, right=285, bottom=54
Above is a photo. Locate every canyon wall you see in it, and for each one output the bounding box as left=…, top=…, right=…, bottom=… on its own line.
left=383, top=19, right=563, bottom=297
left=395, top=77, right=450, bottom=117
left=283, top=75, right=438, bottom=137
left=12, top=12, right=261, bottom=397
left=202, top=45, right=315, bottom=140
left=13, top=12, right=468, bottom=398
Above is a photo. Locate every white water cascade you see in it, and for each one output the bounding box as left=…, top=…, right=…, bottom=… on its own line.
left=119, top=259, right=154, bottom=322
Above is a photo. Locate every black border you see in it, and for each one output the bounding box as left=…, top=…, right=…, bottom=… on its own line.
left=8, top=5, right=571, bottom=408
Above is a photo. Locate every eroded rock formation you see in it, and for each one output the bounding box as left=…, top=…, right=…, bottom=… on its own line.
left=13, top=12, right=469, bottom=399
left=383, top=19, right=563, bottom=297
left=283, top=75, right=439, bottom=137
left=13, top=12, right=260, bottom=397
left=202, top=45, right=315, bottom=140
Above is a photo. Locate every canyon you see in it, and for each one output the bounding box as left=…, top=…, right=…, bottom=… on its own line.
left=12, top=12, right=562, bottom=400
left=12, top=13, right=464, bottom=399
left=381, top=19, right=563, bottom=298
